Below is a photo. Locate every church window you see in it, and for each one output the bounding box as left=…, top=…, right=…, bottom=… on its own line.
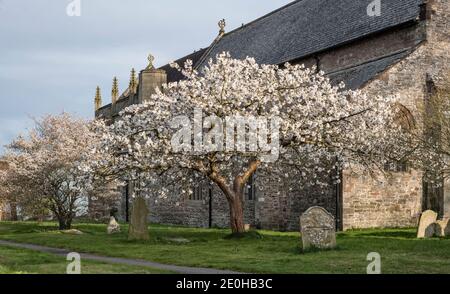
left=190, top=185, right=205, bottom=201
left=244, top=174, right=256, bottom=200
left=384, top=161, right=409, bottom=173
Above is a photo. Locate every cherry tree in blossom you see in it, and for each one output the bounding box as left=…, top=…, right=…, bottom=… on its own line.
left=95, top=53, right=410, bottom=234
left=0, top=113, right=114, bottom=229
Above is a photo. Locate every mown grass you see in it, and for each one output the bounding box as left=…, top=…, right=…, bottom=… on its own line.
left=0, top=221, right=449, bottom=274
left=0, top=243, right=173, bottom=274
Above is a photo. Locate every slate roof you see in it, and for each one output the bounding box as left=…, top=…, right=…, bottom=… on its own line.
left=196, top=0, right=424, bottom=70
left=159, top=48, right=209, bottom=83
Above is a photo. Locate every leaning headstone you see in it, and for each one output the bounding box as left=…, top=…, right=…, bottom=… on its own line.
left=417, top=210, right=438, bottom=238
left=128, top=197, right=149, bottom=241
left=434, top=218, right=450, bottom=237
left=107, top=216, right=121, bottom=234
left=300, top=206, right=336, bottom=250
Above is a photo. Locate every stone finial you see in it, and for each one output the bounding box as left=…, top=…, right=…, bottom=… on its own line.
left=129, top=68, right=138, bottom=94
left=94, top=86, right=102, bottom=111
left=218, top=19, right=226, bottom=36
left=111, top=77, right=119, bottom=105
left=146, top=54, right=155, bottom=70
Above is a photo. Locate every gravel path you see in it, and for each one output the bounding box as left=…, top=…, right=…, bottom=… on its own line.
left=0, top=239, right=241, bottom=274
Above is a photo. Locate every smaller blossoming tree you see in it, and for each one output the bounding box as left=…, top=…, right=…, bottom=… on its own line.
left=0, top=113, right=115, bottom=229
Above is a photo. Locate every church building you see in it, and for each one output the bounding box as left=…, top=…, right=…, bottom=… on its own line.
left=94, top=0, right=450, bottom=231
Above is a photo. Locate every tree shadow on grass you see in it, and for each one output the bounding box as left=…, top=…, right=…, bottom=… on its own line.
left=0, top=222, right=59, bottom=235
left=223, top=230, right=263, bottom=240
left=295, top=244, right=342, bottom=255
left=293, top=239, right=342, bottom=254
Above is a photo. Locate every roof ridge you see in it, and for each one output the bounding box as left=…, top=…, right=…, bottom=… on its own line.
left=194, top=38, right=221, bottom=70
left=194, top=0, right=303, bottom=70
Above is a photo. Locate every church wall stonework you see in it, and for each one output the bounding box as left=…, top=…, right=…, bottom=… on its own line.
left=343, top=169, right=423, bottom=229
left=444, top=177, right=450, bottom=217
left=145, top=184, right=257, bottom=229
left=318, top=24, right=426, bottom=75
left=254, top=170, right=337, bottom=231
left=141, top=167, right=338, bottom=232
left=343, top=0, right=450, bottom=230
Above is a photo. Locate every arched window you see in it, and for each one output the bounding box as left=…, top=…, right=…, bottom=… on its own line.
left=393, top=103, right=416, bottom=131
left=384, top=103, right=415, bottom=173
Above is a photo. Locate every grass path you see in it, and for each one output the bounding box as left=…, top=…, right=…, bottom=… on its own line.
left=0, top=243, right=173, bottom=274
left=0, top=239, right=239, bottom=274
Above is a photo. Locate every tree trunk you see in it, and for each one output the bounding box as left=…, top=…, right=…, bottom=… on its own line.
left=207, top=160, right=260, bottom=234
left=228, top=192, right=246, bottom=234
left=10, top=203, right=18, bottom=221
left=58, top=216, right=72, bottom=230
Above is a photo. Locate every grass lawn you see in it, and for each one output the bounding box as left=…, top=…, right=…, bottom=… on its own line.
left=0, top=244, right=173, bottom=274
left=0, top=221, right=449, bottom=274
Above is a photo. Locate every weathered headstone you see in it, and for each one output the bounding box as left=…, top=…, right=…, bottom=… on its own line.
left=300, top=206, right=336, bottom=250
left=107, top=216, right=121, bottom=234
left=417, top=210, right=438, bottom=238
left=434, top=218, right=450, bottom=237
left=128, top=197, right=149, bottom=241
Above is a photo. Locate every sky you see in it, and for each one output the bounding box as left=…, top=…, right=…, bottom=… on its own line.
left=0, top=0, right=292, bottom=153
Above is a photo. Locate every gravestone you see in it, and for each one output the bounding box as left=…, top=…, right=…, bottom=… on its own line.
left=128, top=197, right=149, bottom=241
left=300, top=206, right=336, bottom=250
left=107, top=216, right=121, bottom=234
left=434, top=218, right=450, bottom=237
left=417, top=210, right=438, bottom=238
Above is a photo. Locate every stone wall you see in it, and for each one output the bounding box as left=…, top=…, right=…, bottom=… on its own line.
left=343, top=0, right=450, bottom=229
left=254, top=169, right=337, bottom=231
left=0, top=203, right=12, bottom=222
left=343, top=169, right=422, bottom=229
left=444, top=177, right=450, bottom=217
left=145, top=183, right=257, bottom=229
left=137, top=166, right=338, bottom=232
left=96, top=93, right=139, bottom=122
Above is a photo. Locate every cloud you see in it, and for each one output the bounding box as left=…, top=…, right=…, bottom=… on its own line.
left=0, top=0, right=291, bottom=154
